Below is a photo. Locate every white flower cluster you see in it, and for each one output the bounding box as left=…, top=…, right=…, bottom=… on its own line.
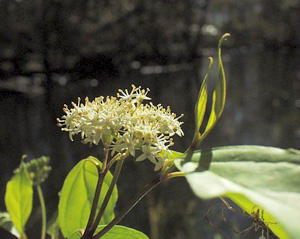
left=57, top=85, right=184, bottom=170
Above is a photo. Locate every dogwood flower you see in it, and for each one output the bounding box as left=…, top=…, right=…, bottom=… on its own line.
left=57, top=85, right=184, bottom=170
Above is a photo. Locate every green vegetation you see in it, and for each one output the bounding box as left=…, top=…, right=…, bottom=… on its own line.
left=1, top=34, right=299, bottom=239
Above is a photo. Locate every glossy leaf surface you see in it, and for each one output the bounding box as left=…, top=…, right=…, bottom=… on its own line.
left=175, top=146, right=300, bottom=239
left=5, top=162, right=33, bottom=236
left=58, top=156, right=118, bottom=237
left=68, top=225, right=149, bottom=239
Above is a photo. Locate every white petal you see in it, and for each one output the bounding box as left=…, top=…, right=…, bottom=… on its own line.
left=148, top=155, right=157, bottom=164
left=136, top=154, right=147, bottom=162
left=154, top=160, right=163, bottom=171
left=129, top=147, right=135, bottom=156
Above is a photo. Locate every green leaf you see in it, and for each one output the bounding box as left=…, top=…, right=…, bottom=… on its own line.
left=67, top=225, right=149, bottom=239
left=188, top=33, right=230, bottom=150
left=199, top=34, right=229, bottom=143
left=58, top=156, right=118, bottom=237
left=189, top=57, right=214, bottom=150
left=5, top=162, right=33, bottom=237
left=175, top=146, right=300, bottom=239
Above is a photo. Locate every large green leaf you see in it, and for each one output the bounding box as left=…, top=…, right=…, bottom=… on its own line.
left=68, top=225, right=149, bottom=239
left=5, top=162, right=33, bottom=237
left=174, top=146, right=300, bottom=239
left=58, top=156, right=118, bottom=237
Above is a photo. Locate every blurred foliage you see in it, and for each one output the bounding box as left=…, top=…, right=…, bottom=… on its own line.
left=14, top=156, right=51, bottom=186
left=211, top=0, right=300, bottom=49
left=0, top=0, right=299, bottom=78
left=0, top=212, right=19, bottom=238
left=0, top=0, right=208, bottom=77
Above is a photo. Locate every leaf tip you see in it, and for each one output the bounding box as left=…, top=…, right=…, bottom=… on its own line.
left=208, top=57, right=214, bottom=66
left=219, top=33, right=231, bottom=47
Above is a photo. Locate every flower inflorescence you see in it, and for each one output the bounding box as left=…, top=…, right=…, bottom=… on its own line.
left=57, top=85, right=184, bottom=170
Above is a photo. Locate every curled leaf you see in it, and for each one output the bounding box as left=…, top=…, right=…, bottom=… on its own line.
left=188, top=33, right=230, bottom=150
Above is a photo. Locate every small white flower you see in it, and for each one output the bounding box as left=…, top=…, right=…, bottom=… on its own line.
left=111, top=132, right=136, bottom=156
left=57, top=85, right=184, bottom=171
left=136, top=145, right=160, bottom=164
left=118, top=85, right=151, bottom=104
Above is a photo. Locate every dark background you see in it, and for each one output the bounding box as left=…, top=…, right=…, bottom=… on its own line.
left=0, top=0, right=300, bottom=238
